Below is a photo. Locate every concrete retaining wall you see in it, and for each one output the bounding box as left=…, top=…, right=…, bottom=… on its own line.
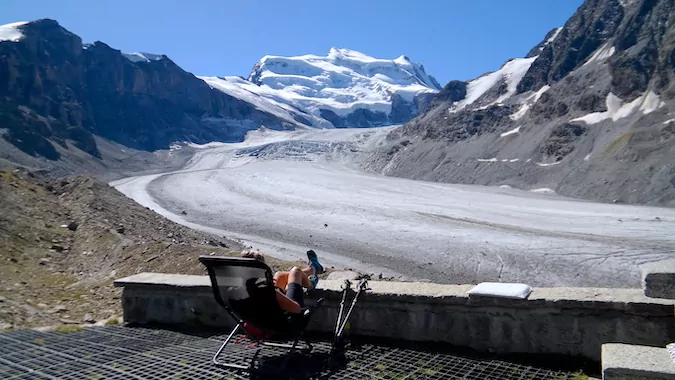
left=643, top=259, right=675, bottom=300
left=115, top=273, right=675, bottom=361
left=602, top=344, right=675, bottom=379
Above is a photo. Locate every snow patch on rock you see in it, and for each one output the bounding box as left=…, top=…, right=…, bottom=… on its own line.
left=546, top=28, right=563, bottom=44
left=571, top=91, right=664, bottom=124
left=122, top=52, right=165, bottom=63
left=535, top=161, right=562, bottom=167
left=583, top=43, right=616, bottom=67
left=640, top=91, right=666, bottom=113
left=200, top=76, right=322, bottom=128
left=500, top=126, right=521, bottom=137
left=451, top=57, right=537, bottom=113
left=0, top=21, right=28, bottom=43
left=510, top=85, right=550, bottom=120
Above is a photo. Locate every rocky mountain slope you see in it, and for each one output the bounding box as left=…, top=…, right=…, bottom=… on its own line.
left=0, top=168, right=233, bottom=329
left=0, top=168, right=334, bottom=329
left=0, top=19, right=294, bottom=166
left=200, top=48, right=441, bottom=129
left=367, top=0, right=675, bottom=206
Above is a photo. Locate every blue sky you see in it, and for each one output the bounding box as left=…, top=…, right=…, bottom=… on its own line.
left=2, top=0, right=583, bottom=84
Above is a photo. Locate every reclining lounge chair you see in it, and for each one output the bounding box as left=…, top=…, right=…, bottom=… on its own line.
left=199, top=255, right=325, bottom=372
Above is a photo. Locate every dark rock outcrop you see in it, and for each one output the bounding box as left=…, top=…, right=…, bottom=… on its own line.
left=345, top=108, right=388, bottom=128
left=389, top=94, right=415, bottom=124
left=432, top=80, right=468, bottom=104
left=319, top=109, right=345, bottom=128
left=539, top=123, right=588, bottom=161
left=402, top=104, right=515, bottom=143
left=526, top=27, right=564, bottom=58
left=517, top=0, right=625, bottom=94
left=609, top=0, right=674, bottom=99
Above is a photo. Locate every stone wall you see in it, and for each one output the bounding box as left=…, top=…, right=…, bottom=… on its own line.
left=115, top=273, right=675, bottom=361
left=642, top=259, right=675, bottom=299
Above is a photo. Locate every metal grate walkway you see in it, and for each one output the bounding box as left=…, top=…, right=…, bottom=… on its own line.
left=0, top=325, right=585, bottom=379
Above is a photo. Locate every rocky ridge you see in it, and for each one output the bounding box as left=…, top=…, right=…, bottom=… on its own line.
left=0, top=19, right=294, bottom=164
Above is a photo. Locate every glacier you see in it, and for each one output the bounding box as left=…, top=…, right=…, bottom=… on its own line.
left=112, top=127, right=675, bottom=288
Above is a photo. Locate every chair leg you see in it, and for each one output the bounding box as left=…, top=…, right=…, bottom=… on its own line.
left=288, top=335, right=300, bottom=355
left=213, top=322, right=251, bottom=370
left=303, top=339, right=314, bottom=353
left=278, top=335, right=302, bottom=372
left=257, top=332, right=313, bottom=372
left=214, top=324, right=313, bottom=373
left=260, top=338, right=311, bottom=352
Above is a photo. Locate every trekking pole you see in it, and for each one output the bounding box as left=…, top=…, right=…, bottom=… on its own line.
left=334, top=280, right=351, bottom=343
left=336, top=278, right=370, bottom=339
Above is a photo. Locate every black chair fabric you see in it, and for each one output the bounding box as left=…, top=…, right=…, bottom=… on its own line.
left=200, top=256, right=295, bottom=334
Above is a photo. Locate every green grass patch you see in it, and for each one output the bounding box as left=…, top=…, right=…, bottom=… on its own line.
left=603, top=133, right=633, bottom=154
left=0, top=170, right=45, bottom=194
left=56, top=325, right=82, bottom=333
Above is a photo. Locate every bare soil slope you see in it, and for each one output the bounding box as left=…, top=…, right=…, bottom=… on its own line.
left=0, top=169, right=309, bottom=329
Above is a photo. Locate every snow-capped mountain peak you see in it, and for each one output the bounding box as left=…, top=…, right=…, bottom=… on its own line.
left=203, top=48, right=441, bottom=129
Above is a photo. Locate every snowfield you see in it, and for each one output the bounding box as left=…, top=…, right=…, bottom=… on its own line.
left=112, top=127, right=675, bottom=288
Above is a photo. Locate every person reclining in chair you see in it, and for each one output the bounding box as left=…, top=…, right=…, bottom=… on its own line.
left=241, top=249, right=324, bottom=314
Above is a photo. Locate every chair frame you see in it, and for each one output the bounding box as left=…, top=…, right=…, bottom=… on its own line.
left=199, top=256, right=324, bottom=372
